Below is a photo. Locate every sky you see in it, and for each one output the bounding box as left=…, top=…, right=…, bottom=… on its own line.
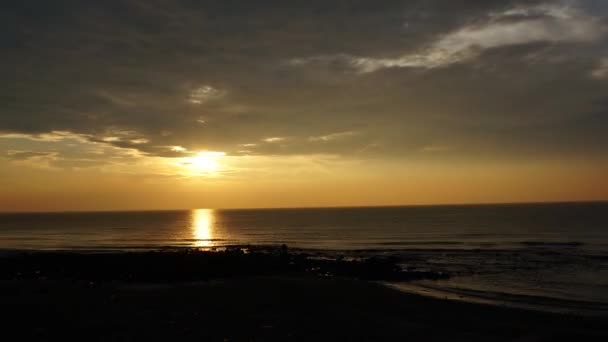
left=2, top=0, right=608, bottom=211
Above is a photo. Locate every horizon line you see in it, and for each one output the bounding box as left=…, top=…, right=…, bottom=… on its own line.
left=1, top=199, right=607, bottom=215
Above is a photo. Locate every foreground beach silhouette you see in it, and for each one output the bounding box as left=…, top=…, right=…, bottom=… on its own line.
left=1, top=247, right=606, bottom=341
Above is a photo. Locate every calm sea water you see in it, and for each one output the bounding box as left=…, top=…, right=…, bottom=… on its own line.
left=1, top=202, right=607, bottom=315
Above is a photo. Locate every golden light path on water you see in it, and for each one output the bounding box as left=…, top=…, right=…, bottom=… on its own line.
left=191, top=209, right=215, bottom=247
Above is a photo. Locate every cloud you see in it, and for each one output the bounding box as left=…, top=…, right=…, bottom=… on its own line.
left=170, top=146, right=187, bottom=152
left=2, top=0, right=607, bottom=164
left=0, top=130, right=160, bottom=161
left=4, top=150, right=62, bottom=170
left=263, top=137, right=286, bottom=143
left=292, top=3, right=605, bottom=72
left=0, top=131, right=90, bottom=143
left=130, top=138, right=149, bottom=144
left=5, top=150, right=56, bottom=161
left=101, top=137, right=121, bottom=142
left=187, top=85, right=225, bottom=104
left=591, top=58, right=608, bottom=79
left=420, top=145, right=453, bottom=153
left=0, top=130, right=153, bottom=151
left=85, top=129, right=154, bottom=150
left=309, top=131, right=358, bottom=142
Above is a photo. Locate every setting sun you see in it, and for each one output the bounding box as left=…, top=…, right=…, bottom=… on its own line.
left=181, top=152, right=226, bottom=174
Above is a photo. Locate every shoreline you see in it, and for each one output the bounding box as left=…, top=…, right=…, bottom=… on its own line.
left=388, top=281, right=608, bottom=318
left=2, top=247, right=607, bottom=317
left=1, top=248, right=607, bottom=340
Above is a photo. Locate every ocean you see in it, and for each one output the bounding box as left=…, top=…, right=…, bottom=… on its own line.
left=1, top=202, right=607, bottom=315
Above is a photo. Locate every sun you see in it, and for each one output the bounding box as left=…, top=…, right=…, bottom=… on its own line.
left=191, top=153, right=219, bottom=171
left=182, top=151, right=225, bottom=174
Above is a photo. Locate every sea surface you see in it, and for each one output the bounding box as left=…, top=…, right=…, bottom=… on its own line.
left=1, top=202, right=607, bottom=315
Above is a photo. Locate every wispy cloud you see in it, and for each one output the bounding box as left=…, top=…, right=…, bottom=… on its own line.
left=5, top=150, right=57, bottom=161
left=130, top=138, right=149, bottom=144
left=309, top=131, right=358, bottom=142
left=420, top=145, right=453, bottom=153
left=0, top=131, right=90, bottom=143
left=89, top=129, right=150, bottom=147
left=262, top=137, right=286, bottom=143
left=4, top=150, right=61, bottom=170
left=187, top=85, right=225, bottom=105
left=291, top=3, right=605, bottom=73
left=0, top=130, right=154, bottom=156
left=101, top=136, right=121, bottom=142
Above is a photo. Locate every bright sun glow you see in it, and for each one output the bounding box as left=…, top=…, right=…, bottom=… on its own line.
left=181, top=151, right=226, bottom=174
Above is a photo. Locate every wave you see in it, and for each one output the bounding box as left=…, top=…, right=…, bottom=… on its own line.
left=389, top=282, right=608, bottom=317
left=520, top=241, right=584, bottom=247
left=376, top=241, right=465, bottom=246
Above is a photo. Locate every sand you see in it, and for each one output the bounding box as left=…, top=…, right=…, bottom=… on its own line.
left=1, top=250, right=606, bottom=341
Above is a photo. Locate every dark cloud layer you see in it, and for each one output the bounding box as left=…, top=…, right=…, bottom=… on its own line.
left=2, top=0, right=608, bottom=161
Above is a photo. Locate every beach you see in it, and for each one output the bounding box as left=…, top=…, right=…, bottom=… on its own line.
left=2, top=204, right=607, bottom=315
left=1, top=249, right=607, bottom=341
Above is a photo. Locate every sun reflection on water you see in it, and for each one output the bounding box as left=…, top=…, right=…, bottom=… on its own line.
left=191, top=209, right=215, bottom=247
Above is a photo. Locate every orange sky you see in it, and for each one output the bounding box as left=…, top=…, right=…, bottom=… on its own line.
left=1, top=151, right=606, bottom=211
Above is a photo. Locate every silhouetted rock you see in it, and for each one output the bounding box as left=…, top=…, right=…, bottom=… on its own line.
left=0, top=247, right=448, bottom=283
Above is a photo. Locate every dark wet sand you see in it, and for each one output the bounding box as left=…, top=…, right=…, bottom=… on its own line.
left=1, top=250, right=606, bottom=341
left=1, top=276, right=607, bottom=341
